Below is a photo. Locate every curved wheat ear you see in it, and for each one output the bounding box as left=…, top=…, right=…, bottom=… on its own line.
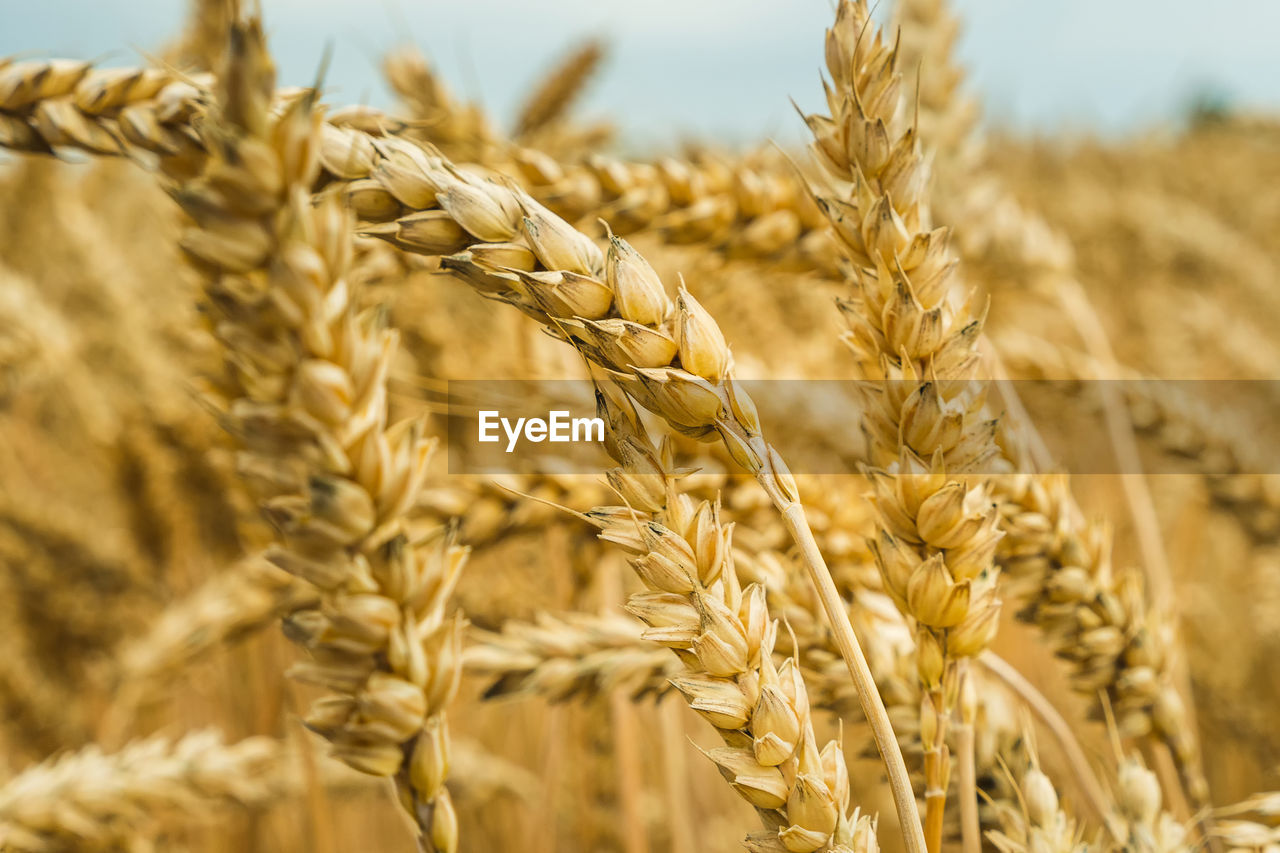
left=0, top=61, right=841, bottom=273
left=328, top=131, right=924, bottom=849
left=0, top=730, right=280, bottom=852
left=170, top=20, right=464, bottom=851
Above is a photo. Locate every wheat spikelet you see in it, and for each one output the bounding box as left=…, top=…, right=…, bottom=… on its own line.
left=985, top=744, right=1089, bottom=853
left=1108, top=756, right=1193, bottom=853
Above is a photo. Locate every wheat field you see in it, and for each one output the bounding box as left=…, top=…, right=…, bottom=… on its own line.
left=1, top=1, right=1279, bottom=852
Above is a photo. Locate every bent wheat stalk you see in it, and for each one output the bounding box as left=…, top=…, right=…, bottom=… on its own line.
left=330, top=132, right=925, bottom=851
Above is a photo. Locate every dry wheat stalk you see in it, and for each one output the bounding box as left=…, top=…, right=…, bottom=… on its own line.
left=0, top=730, right=279, bottom=852
left=802, top=4, right=1007, bottom=850
left=169, top=20, right=466, bottom=850
left=319, top=125, right=925, bottom=846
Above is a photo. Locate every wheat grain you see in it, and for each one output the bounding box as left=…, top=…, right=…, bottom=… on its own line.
left=985, top=741, right=1089, bottom=853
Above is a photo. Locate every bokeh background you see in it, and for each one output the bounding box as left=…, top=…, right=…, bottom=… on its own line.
left=5, top=0, right=1280, bottom=144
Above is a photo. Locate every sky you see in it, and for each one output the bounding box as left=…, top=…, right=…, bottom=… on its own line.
left=3, top=1, right=1278, bottom=149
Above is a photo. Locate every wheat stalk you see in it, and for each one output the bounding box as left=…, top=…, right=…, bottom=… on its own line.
left=889, top=5, right=1212, bottom=816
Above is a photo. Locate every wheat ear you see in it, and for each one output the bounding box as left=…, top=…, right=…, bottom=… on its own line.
left=889, top=2, right=1211, bottom=815
left=170, top=20, right=465, bottom=850
left=0, top=62, right=843, bottom=274
left=513, top=39, right=605, bottom=142
left=0, top=730, right=279, bottom=852
left=0, top=59, right=210, bottom=176
left=802, top=4, right=1008, bottom=850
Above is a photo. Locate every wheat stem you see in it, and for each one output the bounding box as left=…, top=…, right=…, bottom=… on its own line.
left=954, top=719, right=980, bottom=853
left=777, top=499, right=926, bottom=853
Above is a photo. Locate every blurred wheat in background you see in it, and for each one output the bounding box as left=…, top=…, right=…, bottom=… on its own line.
left=1, top=0, right=1279, bottom=851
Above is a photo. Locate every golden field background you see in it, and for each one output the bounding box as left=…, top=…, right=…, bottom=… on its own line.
left=1, top=2, right=1279, bottom=852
